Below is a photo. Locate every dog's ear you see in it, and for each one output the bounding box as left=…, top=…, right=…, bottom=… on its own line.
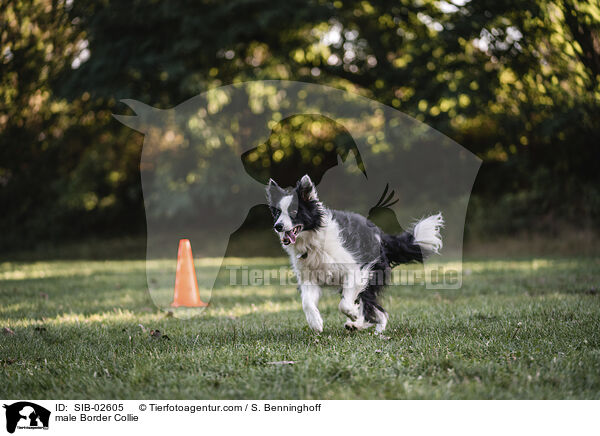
left=297, top=174, right=318, bottom=202
left=266, top=178, right=280, bottom=203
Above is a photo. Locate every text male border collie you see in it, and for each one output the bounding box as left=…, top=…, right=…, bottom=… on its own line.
left=267, top=175, right=443, bottom=333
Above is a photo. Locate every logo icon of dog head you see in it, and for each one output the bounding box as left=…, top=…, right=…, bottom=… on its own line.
left=3, top=402, right=50, bottom=434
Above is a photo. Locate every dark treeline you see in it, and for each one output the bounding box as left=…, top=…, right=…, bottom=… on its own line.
left=1, top=0, right=599, bottom=251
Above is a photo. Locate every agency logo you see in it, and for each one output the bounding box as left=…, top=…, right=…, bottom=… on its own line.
left=3, top=402, right=50, bottom=434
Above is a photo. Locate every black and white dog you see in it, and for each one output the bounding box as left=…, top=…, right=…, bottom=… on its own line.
left=266, top=175, right=443, bottom=334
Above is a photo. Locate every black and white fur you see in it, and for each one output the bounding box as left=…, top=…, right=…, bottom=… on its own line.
left=266, top=175, right=443, bottom=334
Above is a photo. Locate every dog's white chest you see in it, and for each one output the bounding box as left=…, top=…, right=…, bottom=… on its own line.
left=285, top=217, right=357, bottom=285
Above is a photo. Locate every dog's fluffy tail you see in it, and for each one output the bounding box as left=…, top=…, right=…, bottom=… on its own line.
left=382, top=213, right=444, bottom=266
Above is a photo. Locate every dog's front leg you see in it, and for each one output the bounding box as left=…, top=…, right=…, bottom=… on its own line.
left=299, top=283, right=323, bottom=333
left=339, top=270, right=365, bottom=321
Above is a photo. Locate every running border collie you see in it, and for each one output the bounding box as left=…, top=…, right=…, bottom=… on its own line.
left=266, top=175, right=443, bottom=334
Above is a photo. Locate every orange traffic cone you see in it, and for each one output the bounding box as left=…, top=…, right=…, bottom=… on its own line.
left=171, top=239, right=208, bottom=307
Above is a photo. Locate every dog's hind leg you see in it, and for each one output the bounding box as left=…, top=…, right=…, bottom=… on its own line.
left=373, top=307, right=389, bottom=334
left=344, top=300, right=374, bottom=331
left=300, top=283, right=323, bottom=333
left=358, top=285, right=389, bottom=333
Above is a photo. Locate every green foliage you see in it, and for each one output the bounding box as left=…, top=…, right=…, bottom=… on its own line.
left=1, top=0, right=599, bottom=249
left=0, top=0, right=145, bottom=247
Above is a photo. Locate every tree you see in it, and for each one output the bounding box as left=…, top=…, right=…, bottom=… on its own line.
left=1, top=0, right=599, bottom=249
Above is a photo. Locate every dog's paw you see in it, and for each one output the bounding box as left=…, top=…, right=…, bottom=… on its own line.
left=338, top=299, right=359, bottom=321
left=374, top=322, right=387, bottom=334
left=305, top=311, right=323, bottom=333
left=344, top=320, right=358, bottom=331
left=344, top=319, right=373, bottom=331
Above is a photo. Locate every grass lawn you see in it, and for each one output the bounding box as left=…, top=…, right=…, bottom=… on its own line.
left=1, top=256, right=599, bottom=399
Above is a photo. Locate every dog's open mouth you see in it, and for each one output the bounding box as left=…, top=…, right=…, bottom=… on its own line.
left=282, top=225, right=303, bottom=245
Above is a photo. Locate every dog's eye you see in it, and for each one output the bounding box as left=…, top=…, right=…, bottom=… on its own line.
left=291, top=209, right=298, bottom=215
left=269, top=207, right=280, bottom=218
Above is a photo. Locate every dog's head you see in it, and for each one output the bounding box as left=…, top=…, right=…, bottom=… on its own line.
left=266, top=175, right=324, bottom=246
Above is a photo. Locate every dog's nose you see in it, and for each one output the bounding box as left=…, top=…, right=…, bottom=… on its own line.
left=274, top=223, right=283, bottom=232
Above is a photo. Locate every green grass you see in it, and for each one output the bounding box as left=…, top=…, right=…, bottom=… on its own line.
left=1, top=256, right=599, bottom=399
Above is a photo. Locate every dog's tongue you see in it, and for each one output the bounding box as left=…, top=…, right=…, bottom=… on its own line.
left=286, top=230, right=296, bottom=244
